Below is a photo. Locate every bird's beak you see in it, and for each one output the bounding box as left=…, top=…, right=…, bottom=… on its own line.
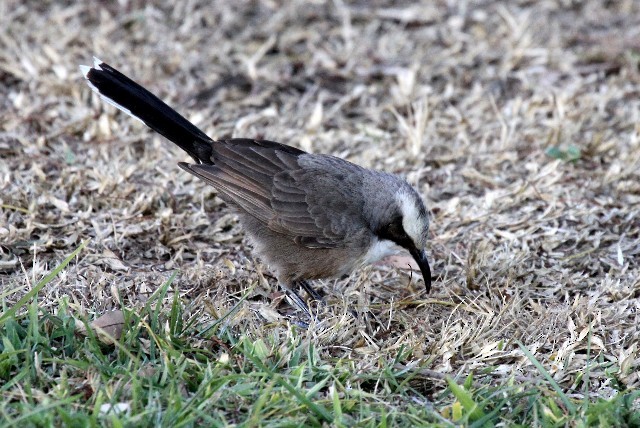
left=410, top=248, right=432, bottom=293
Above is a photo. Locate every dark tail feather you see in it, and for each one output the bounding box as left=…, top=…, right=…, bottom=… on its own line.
left=80, top=57, right=212, bottom=163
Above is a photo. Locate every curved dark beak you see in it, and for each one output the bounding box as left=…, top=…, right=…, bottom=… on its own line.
left=410, top=248, right=432, bottom=293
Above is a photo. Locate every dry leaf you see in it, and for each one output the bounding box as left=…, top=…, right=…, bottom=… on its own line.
left=99, top=249, right=130, bottom=272
left=76, top=310, right=125, bottom=344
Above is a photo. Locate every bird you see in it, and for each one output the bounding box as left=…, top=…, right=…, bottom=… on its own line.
left=79, top=57, right=432, bottom=319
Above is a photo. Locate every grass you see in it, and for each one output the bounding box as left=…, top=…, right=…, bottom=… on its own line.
left=1, top=246, right=638, bottom=426
left=2, top=0, right=640, bottom=426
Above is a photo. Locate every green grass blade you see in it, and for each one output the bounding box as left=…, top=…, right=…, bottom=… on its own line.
left=584, top=324, right=592, bottom=408
left=446, top=376, right=486, bottom=422
left=241, top=347, right=334, bottom=423
left=516, top=340, right=576, bottom=414
left=331, top=383, right=343, bottom=426
left=0, top=240, right=88, bottom=326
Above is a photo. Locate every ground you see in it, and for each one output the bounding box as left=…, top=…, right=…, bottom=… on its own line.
left=1, top=0, right=639, bottom=425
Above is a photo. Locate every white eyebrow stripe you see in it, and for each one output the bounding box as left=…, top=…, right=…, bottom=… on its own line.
left=396, top=189, right=426, bottom=246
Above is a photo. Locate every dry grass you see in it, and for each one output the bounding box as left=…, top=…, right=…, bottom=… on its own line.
left=2, top=0, right=640, bottom=418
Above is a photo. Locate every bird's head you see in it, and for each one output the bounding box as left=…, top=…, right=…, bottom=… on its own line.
left=374, top=185, right=432, bottom=292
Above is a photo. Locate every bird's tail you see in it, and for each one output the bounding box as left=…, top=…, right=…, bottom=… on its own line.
left=80, top=57, right=213, bottom=163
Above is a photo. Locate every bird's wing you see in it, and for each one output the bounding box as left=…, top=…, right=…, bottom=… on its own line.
left=179, top=139, right=365, bottom=248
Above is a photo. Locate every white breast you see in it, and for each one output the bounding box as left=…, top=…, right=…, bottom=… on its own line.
left=362, top=239, right=399, bottom=265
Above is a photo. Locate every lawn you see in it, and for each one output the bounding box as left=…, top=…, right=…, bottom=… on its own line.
left=1, top=0, right=639, bottom=426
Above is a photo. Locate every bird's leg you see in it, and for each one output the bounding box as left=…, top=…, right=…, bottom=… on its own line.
left=297, top=280, right=325, bottom=305
left=298, top=280, right=361, bottom=322
left=279, top=281, right=328, bottom=328
left=298, top=280, right=358, bottom=320
left=279, top=283, right=312, bottom=319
